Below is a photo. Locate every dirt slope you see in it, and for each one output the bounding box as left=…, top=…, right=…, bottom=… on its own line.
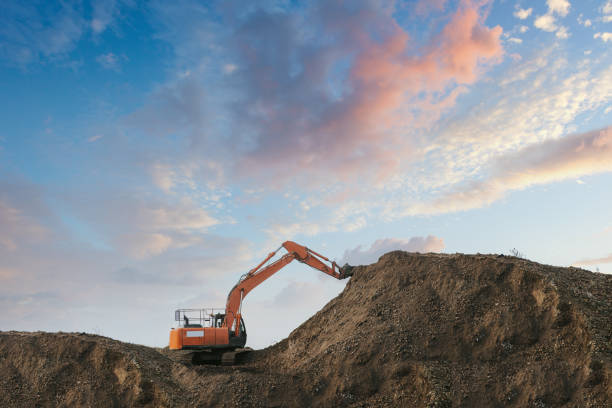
left=1, top=252, right=610, bottom=407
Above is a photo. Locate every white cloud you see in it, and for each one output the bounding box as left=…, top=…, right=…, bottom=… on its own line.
left=556, top=26, right=570, bottom=38
left=508, top=37, right=523, bottom=44
left=534, top=1, right=571, bottom=37
left=223, top=63, right=237, bottom=74
left=535, top=14, right=558, bottom=32
left=87, top=134, right=103, bottom=143
left=578, top=16, right=592, bottom=27
left=345, top=46, right=612, bottom=221
left=514, top=7, right=533, bottom=20
left=340, top=236, right=444, bottom=265
left=603, top=1, right=612, bottom=21
left=401, top=127, right=612, bottom=216
left=547, top=0, right=570, bottom=17
left=519, top=25, right=529, bottom=33
left=594, top=32, right=612, bottom=42
left=96, top=52, right=121, bottom=71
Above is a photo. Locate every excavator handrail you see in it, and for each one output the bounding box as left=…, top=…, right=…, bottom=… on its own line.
left=223, top=241, right=347, bottom=335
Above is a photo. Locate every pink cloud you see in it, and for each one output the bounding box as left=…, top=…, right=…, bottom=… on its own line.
left=573, top=254, right=612, bottom=267
left=228, top=0, right=503, bottom=187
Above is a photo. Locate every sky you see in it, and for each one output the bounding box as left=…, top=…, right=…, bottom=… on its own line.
left=1, top=0, right=611, bottom=349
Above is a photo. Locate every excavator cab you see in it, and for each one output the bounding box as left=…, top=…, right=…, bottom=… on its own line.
left=170, top=308, right=247, bottom=350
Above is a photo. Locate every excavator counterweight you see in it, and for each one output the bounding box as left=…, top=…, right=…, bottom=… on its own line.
left=168, top=241, right=349, bottom=364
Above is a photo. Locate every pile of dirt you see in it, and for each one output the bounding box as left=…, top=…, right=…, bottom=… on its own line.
left=1, top=252, right=610, bottom=407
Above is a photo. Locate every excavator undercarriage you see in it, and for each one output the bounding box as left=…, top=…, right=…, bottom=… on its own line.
left=169, top=347, right=252, bottom=366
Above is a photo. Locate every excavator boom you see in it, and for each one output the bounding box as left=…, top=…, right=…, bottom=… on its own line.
left=224, top=241, right=345, bottom=334
left=169, top=241, right=349, bottom=363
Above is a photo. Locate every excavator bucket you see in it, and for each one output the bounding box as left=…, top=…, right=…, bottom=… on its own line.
left=340, top=263, right=354, bottom=278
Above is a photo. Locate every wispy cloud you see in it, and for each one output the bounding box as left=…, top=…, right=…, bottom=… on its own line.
left=0, top=1, right=87, bottom=65
left=91, top=0, right=121, bottom=34
left=0, top=182, right=51, bottom=252
left=341, top=236, right=444, bottom=265
left=603, top=1, right=612, bottom=22
left=96, top=52, right=123, bottom=71
left=573, top=254, right=612, bottom=267
left=402, top=127, right=612, bottom=216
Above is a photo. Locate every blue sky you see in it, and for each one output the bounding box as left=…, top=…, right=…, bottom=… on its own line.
left=1, top=0, right=611, bottom=348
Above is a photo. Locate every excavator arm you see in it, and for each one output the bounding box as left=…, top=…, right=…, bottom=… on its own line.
left=224, top=241, right=347, bottom=335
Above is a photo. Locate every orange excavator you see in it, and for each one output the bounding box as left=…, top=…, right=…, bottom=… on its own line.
left=169, top=241, right=351, bottom=364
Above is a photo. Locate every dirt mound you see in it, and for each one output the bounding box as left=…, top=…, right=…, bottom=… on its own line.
left=1, top=253, right=610, bottom=407
left=262, top=252, right=611, bottom=407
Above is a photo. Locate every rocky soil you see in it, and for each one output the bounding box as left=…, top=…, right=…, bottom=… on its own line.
left=1, top=252, right=610, bottom=407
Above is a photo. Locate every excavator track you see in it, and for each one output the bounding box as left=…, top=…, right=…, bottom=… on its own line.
left=168, top=348, right=252, bottom=366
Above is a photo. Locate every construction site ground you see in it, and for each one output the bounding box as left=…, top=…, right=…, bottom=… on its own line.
left=1, top=252, right=610, bottom=407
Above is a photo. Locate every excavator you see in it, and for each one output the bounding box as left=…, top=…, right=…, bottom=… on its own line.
left=169, top=241, right=352, bottom=365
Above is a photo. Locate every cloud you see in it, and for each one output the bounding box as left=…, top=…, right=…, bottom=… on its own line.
left=594, top=32, right=612, bottom=42
left=0, top=182, right=51, bottom=252
left=223, top=63, right=237, bottom=74
left=0, top=200, right=48, bottom=251
left=91, top=0, right=120, bottom=34
left=555, top=26, right=569, bottom=39
left=534, top=0, right=571, bottom=37
left=111, top=198, right=219, bottom=257
left=232, top=0, right=502, bottom=185
left=573, top=254, right=612, bottom=267
left=340, top=236, right=444, bottom=265
left=0, top=176, right=254, bottom=345
left=603, top=1, right=612, bottom=22
left=418, top=50, right=612, bottom=192
left=116, top=232, right=174, bottom=259
left=137, top=0, right=503, bottom=189
left=535, top=15, right=558, bottom=32
left=513, top=8, right=532, bottom=20
left=96, top=52, right=121, bottom=71
left=62, top=184, right=221, bottom=258
left=402, top=127, right=612, bottom=215
left=547, top=0, right=570, bottom=17
left=578, top=14, right=592, bottom=27
left=0, top=1, right=87, bottom=65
